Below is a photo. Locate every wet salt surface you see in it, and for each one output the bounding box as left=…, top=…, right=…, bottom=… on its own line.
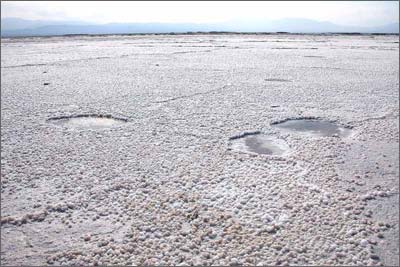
left=1, top=34, right=399, bottom=266
left=272, top=119, right=352, bottom=137
left=230, top=134, right=290, bottom=156
left=47, top=115, right=127, bottom=129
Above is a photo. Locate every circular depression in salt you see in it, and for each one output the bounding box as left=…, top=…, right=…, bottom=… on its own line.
left=229, top=134, right=290, bottom=156
left=271, top=119, right=352, bottom=137
left=47, top=115, right=127, bottom=129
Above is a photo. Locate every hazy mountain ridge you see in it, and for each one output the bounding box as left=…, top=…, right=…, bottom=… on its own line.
left=1, top=17, right=96, bottom=31
left=1, top=17, right=398, bottom=37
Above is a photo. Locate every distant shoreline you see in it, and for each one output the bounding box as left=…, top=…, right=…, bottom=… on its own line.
left=1, top=31, right=399, bottom=39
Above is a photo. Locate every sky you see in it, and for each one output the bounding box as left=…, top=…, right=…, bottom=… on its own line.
left=1, top=1, right=399, bottom=27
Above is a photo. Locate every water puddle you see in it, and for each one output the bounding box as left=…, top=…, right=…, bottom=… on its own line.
left=47, top=114, right=127, bottom=129
left=271, top=119, right=352, bottom=137
left=229, top=133, right=290, bottom=156
left=265, top=78, right=291, bottom=82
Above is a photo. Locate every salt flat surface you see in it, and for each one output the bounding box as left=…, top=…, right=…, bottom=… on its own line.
left=1, top=34, right=399, bottom=266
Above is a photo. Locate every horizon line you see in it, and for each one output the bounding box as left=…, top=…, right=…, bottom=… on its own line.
left=2, top=16, right=399, bottom=29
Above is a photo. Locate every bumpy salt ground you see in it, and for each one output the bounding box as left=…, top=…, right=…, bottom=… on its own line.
left=1, top=34, right=399, bottom=266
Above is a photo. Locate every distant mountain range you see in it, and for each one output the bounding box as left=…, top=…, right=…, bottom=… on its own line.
left=1, top=17, right=399, bottom=37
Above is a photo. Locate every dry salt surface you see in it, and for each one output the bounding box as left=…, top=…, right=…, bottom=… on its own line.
left=1, top=34, right=399, bottom=266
